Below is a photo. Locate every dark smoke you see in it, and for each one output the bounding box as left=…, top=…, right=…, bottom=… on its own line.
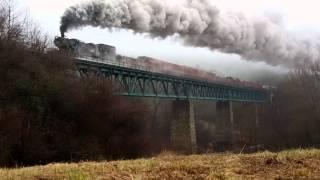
left=60, top=0, right=320, bottom=67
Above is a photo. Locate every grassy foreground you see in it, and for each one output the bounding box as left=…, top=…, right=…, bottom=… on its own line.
left=1, top=149, right=320, bottom=180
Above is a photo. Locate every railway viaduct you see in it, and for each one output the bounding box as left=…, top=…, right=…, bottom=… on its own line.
left=55, top=37, right=270, bottom=153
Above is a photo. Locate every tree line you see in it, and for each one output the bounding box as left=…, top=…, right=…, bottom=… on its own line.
left=0, top=1, right=151, bottom=166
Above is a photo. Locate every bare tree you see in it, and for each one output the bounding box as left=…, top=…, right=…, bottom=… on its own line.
left=0, top=0, right=48, bottom=52
left=0, top=0, right=23, bottom=42
left=294, top=63, right=320, bottom=116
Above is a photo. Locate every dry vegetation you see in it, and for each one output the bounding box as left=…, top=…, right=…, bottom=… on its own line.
left=1, top=149, right=320, bottom=179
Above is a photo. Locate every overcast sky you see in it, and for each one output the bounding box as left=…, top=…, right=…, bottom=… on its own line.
left=17, top=0, right=320, bottom=81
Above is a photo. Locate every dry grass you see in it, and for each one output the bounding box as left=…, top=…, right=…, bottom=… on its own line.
left=1, top=149, right=320, bottom=179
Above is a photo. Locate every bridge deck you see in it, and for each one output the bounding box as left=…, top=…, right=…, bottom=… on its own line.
left=74, top=58, right=269, bottom=102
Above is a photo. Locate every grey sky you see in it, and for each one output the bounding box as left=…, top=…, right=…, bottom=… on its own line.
left=17, top=0, right=320, bottom=81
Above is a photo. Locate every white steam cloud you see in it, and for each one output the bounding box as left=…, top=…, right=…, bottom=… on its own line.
left=60, top=0, right=320, bottom=67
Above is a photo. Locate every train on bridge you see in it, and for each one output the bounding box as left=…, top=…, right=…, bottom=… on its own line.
left=54, top=37, right=265, bottom=90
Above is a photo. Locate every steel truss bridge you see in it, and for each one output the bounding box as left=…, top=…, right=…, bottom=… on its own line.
left=74, top=58, right=269, bottom=102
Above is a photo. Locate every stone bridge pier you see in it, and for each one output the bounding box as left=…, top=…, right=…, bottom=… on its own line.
left=170, top=100, right=237, bottom=153
left=170, top=100, right=261, bottom=153
left=170, top=100, right=197, bottom=153
left=216, top=101, right=235, bottom=145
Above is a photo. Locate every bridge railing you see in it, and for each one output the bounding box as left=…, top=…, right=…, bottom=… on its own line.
left=73, top=58, right=269, bottom=102
left=73, top=56, right=268, bottom=93
left=74, top=56, right=150, bottom=72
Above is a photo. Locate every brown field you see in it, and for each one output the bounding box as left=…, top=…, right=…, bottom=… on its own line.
left=1, top=149, right=320, bottom=180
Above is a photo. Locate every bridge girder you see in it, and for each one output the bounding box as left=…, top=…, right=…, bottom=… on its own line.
left=75, top=59, right=268, bottom=102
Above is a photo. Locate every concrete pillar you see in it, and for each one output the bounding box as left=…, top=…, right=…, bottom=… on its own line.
left=255, top=103, right=259, bottom=145
left=216, top=101, right=234, bottom=127
left=216, top=101, right=234, bottom=144
left=255, top=103, right=259, bottom=129
left=229, top=101, right=234, bottom=127
left=170, top=100, right=197, bottom=153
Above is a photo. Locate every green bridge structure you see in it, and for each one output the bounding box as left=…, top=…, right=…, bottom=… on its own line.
left=75, top=58, right=268, bottom=102
left=54, top=35, right=270, bottom=153
left=74, top=57, right=270, bottom=153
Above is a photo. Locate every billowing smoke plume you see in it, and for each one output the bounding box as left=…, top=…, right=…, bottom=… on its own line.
left=60, top=0, right=320, bottom=67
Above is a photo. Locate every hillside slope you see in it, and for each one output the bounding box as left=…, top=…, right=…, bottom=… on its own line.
left=1, top=149, right=320, bottom=179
